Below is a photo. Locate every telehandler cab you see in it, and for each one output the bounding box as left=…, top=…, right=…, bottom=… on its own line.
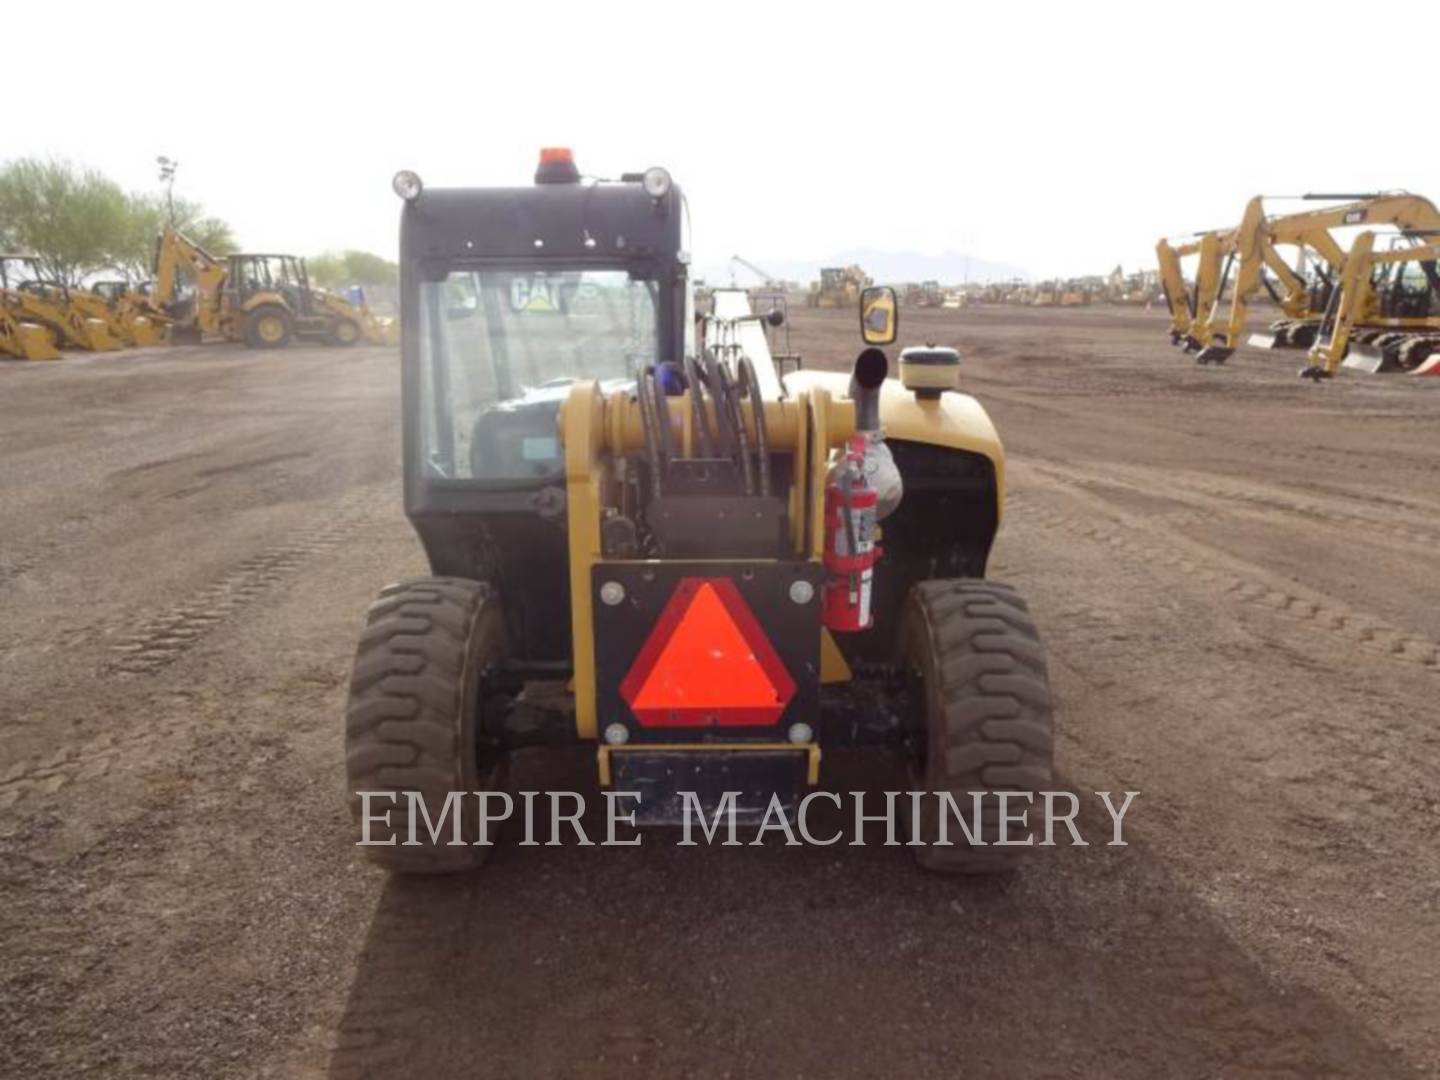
left=345, top=151, right=1055, bottom=873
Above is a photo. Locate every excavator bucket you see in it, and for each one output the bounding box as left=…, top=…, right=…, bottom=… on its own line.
left=1195, top=344, right=1234, bottom=364
left=1412, top=354, right=1440, bottom=376
left=1340, top=343, right=1393, bottom=374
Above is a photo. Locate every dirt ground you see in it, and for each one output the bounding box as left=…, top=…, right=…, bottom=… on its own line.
left=2, top=306, right=1438, bottom=1079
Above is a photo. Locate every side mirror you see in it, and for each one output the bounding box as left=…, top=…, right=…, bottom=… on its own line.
left=860, top=286, right=898, bottom=345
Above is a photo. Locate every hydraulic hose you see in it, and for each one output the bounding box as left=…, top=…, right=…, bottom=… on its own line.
left=736, top=354, right=769, bottom=496
left=634, top=359, right=663, bottom=498
left=684, top=353, right=716, bottom=458
left=714, top=358, right=754, bottom=496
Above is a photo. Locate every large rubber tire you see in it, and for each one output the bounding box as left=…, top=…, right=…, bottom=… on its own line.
left=327, top=318, right=360, bottom=347
left=899, top=580, right=1055, bottom=874
left=243, top=304, right=294, bottom=349
left=345, top=577, right=506, bottom=874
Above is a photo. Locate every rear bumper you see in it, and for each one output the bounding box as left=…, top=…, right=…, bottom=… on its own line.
left=599, top=744, right=820, bottom=826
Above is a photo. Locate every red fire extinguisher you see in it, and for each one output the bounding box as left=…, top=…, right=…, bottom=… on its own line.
left=823, top=433, right=882, bottom=631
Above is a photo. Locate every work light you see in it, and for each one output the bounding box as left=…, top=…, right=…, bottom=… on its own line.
left=641, top=166, right=672, bottom=200
left=392, top=170, right=423, bottom=202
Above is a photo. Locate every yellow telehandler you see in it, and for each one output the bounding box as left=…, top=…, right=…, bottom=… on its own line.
left=344, top=152, right=1056, bottom=874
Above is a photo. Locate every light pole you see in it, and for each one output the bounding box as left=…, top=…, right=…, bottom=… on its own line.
left=156, top=156, right=178, bottom=225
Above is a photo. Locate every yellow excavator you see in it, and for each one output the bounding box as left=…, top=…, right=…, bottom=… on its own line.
left=1156, top=231, right=1232, bottom=344
left=1302, top=230, right=1440, bottom=378
left=153, top=226, right=396, bottom=348
left=1184, top=193, right=1440, bottom=364
left=0, top=256, right=126, bottom=353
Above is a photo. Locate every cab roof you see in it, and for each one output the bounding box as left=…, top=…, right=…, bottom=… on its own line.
left=400, top=180, right=683, bottom=267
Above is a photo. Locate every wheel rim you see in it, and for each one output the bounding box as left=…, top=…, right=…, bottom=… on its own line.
left=258, top=315, right=284, bottom=343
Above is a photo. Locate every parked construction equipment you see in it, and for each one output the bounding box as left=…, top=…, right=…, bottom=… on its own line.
left=0, top=256, right=125, bottom=352
left=0, top=304, right=59, bottom=360
left=807, top=265, right=870, bottom=308
left=729, top=255, right=785, bottom=292
left=1183, top=193, right=1440, bottom=364
left=153, top=226, right=395, bottom=348
left=344, top=151, right=1054, bottom=874
left=90, top=280, right=170, bottom=345
left=902, top=280, right=944, bottom=307
left=1301, top=231, right=1440, bottom=378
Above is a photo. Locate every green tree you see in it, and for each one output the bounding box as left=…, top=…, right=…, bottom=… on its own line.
left=112, top=194, right=237, bottom=282
left=308, top=249, right=398, bottom=288
left=307, top=252, right=346, bottom=287
left=0, top=157, right=238, bottom=284
left=0, top=158, right=130, bottom=285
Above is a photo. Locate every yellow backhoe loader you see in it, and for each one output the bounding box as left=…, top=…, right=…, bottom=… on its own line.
left=153, top=226, right=390, bottom=348
left=1185, top=193, right=1440, bottom=364
left=91, top=280, right=170, bottom=346
left=0, top=305, right=59, bottom=360
left=1302, top=230, right=1440, bottom=378
left=0, top=256, right=125, bottom=352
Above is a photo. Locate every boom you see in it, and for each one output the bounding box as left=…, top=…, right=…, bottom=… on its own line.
left=1186, top=193, right=1440, bottom=362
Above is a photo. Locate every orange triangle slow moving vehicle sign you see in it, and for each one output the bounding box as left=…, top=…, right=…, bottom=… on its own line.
left=619, top=577, right=796, bottom=728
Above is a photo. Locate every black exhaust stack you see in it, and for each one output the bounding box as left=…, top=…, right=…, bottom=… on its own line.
left=851, top=348, right=888, bottom=432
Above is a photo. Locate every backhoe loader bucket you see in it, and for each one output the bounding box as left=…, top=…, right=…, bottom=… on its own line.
left=72, top=318, right=126, bottom=351
left=126, top=316, right=168, bottom=346
left=0, top=314, right=60, bottom=360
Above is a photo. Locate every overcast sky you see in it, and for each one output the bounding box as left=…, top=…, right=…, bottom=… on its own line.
left=9, top=1, right=1438, bottom=281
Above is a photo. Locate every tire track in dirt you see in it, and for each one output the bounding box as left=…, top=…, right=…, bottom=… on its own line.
left=0, top=512, right=97, bottom=588
left=107, top=510, right=370, bottom=675
left=1034, top=461, right=1440, bottom=554
left=0, top=494, right=382, bottom=811
left=1007, top=473, right=1440, bottom=674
